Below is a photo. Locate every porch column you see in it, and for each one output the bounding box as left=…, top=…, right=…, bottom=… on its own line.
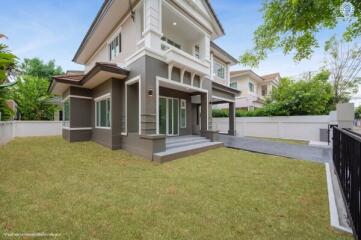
left=228, top=102, right=236, bottom=136
left=200, top=93, right=208, bottom=134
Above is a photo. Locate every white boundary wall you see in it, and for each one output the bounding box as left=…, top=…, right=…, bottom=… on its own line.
left=213, top=115, right=330, bottom=141
left=0, top=121, right=62, bottom=145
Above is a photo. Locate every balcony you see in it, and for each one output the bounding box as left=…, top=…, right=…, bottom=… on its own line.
left=161, top=41, right=210, bottom=77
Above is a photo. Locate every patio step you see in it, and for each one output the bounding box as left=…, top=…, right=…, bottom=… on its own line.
left=166, top=135, right=206, bottom=144
left=166, top=138, right=210, bottom=150
left=153, top=141, right=224, bottom=163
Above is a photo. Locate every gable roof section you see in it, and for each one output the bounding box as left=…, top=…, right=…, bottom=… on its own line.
left=261, top=73, right=281, bottom=81
left=73, top=0, right=225, bottom=64
left=49, top=62, right=129, bottom=94
left=211, top=41, right=238, bottom=65
left=204, top=0, right=224, bottom=35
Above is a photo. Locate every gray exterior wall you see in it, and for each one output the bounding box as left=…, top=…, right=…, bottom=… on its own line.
left=60, top=55, right=236, bottom=159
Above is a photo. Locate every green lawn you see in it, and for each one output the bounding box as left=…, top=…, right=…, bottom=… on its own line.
left=0, top=137, right=351, bottom=240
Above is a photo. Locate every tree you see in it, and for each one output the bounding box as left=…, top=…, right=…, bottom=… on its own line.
left=240, top=0, right=361, bottom=67
left=324, top=36, right=361, bottom=106
left=264, top=71, right=333, bottom=116
left=20, top=58, right=63, bottom=81
left=11, top=76, right=56, bottom=120
left=0, top=35, right=17, bottom=120
left=355, top=105, right=361, bottom=119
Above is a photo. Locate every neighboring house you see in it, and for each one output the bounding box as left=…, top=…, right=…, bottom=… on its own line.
left=230, top=70, right=280, bottom=110
left=49, top=0, right=239, bottom=161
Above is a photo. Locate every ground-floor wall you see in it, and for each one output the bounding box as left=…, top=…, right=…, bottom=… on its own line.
left=60, top=55, right=236, bottom=159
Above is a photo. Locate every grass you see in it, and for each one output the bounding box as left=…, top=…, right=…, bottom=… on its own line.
left=249, top=136, right=308, bottom=145
left=0, top=137, right=352, bottom=240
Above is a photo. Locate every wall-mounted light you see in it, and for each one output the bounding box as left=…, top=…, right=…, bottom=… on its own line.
left=148, top=89, right=153, bottom=96
left=173, top=22, right=177, bottom=26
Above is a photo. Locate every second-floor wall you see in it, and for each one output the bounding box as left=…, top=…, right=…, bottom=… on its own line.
left=77, top=0, right=236, bottom=87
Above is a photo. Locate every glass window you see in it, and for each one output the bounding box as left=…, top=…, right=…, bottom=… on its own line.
left=194, top=44, right=200, bottom=59
left=213, top=61, right=225, bottom=79
left=180, top=99, right=186, bottom=128
left=230, top=82, right=237, bottom=89
left=261, top=85, right=267, bottom=96
left=109, top=34, right=121, bottom=61
left=249, top=82, right=254, bottom=92
left=96, top=97, right=111, bottom=128
left=63, top=99, right=70, bottom=127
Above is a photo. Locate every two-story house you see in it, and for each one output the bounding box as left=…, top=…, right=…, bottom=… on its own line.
left=230, top=70, right=280, bottom=110
left=49, top=0, right=239, bottom=162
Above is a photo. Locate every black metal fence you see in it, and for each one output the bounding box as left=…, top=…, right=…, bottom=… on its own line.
left=333, top=127, right=361, bottom=239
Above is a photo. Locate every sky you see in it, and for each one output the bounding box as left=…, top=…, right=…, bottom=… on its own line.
left=1, top=0, right=360, bottom=104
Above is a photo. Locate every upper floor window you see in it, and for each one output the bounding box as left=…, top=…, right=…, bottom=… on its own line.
left=230, top=82, right=237, bottom=89
left=109, top=33, right=122, bottom=61
left=213, top=61, right=225, bottom=79
left=194, top=44, right=200, bottom=59
left=161, top=37, right=181, bottom=49
left=249, top=82, right=254, bottom=92
left=261, top=85, right=267, bottom=96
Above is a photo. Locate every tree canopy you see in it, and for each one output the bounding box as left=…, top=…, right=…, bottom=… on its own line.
left=20, top=58, right=63, bottom=81
left=240, top=0, right=361, bottom=67
left=324, top=36, right=361, bottom=105
left=11, top=76, right=57, bottom=120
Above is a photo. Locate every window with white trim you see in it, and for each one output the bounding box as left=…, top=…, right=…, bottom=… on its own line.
left=213, top=60, right=225, bottom=79
left=180, top=99, right=186, bottom=128
left=194, top=44, right=200, bottom=59
left=95, top=96, right=111, bottom=128
left=63, top=99, right=70, bottom=127
left=230, top=82, right=237, bottom=89
left=249, top=82, right=254, bottom=92
left=109, top=33, right=122, bottom=61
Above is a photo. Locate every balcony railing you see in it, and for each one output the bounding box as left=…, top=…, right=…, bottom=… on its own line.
left=161, top=41, right=210, bottom=77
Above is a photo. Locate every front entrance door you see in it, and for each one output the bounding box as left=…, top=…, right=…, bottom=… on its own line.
left=159, top=97, right=179, bottom=136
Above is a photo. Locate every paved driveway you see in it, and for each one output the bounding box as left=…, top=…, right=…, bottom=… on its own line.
left=219, top=135, right=331, bottom=163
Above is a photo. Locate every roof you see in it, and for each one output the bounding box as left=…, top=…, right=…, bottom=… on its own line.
left=231, top=70, right=281, bottom=82
left=261, top=73, right=281, bottom=81
left=211, top=41, right=238, bottom=65
left=212, top=81, right=240, bottom=95
left=73, top=0, right=225, bottom=63
left=49, top=62, right=129, bottom=93
left=204, top=0, right=225, bottom=35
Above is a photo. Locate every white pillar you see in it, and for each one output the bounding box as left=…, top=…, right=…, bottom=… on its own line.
left=143, top=0, right=162, bottom=51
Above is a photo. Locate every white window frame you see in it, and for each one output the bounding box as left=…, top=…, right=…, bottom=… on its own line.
left=230, top=81, right=237, bottom=89
left=95, top=93, right=111, bottom=129
left=193, top=44, right=200, bottom=59
left=63, top=99, right=70, bottom=128
left=249, top=81, right=255, bottom=92
left=180, top=99, right=186, bottom=128
left=109, top=33, right=122, bottom=61
left=213, top=60, right=226, bottom=80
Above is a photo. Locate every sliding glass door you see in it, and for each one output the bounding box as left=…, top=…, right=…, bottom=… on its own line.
left=159, top=97, right=179, bottom=136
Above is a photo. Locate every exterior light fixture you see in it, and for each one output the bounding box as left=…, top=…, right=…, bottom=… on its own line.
left=148, top=89, right=153, bottom=96
left=173, top=22, right=177, bottom=26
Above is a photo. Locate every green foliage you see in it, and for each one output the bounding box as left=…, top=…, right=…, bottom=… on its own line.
left=266, top=71, right=333, bottom=116
left=11, top=76, right=56, bottom=120
left=0, top=42, right=17, bottom=120
left=240, top=0, right=361, bottom=67
left=212, top=108, right=229, bottom=117
left=355, top=105, right=361, bottom=119
left=20, top=58, right=63, bottom=81
left=214, top=71, right=334, bottom=118
left=0, top=44, right=17, bottom=84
